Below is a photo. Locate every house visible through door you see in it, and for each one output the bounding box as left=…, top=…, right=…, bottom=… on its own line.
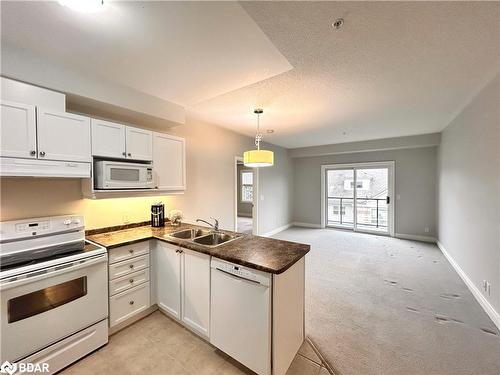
left=236, top=161, right=253, bottom=234
left=323, top=162, right=394, bottom=236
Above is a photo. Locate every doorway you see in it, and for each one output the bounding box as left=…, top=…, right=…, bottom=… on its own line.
left=321, top=161, right=395, bottom=236
left=235, top=157, right=257, bottom=234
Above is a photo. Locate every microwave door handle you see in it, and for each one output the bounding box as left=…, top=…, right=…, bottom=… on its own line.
left=0, top=254, right=107, bottom=291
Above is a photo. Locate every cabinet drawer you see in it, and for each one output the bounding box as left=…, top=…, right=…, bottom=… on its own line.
left=110, top=282, right=150, bottom=327
left=109, top=268, right=150, bottom=296
left=109, top=254, right=149, bottom=280
left=108, top=242, right=149, bottom=264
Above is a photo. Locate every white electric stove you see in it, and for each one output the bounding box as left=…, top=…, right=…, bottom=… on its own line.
left=0, top=215, right=109, bottom=374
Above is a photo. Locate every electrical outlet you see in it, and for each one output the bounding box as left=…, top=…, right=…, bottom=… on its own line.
left=483, top=280, right=488, bottom=292
left=424, top=227, right=430, bottom=233
left=487, top=282, right=491, bottom=296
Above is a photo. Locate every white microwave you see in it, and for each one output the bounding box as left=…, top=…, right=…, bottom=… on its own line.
left=94, top=160, right=154, bottom=190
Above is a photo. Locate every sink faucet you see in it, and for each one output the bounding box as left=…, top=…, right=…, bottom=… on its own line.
left=196, top=217, right=219, bottom=232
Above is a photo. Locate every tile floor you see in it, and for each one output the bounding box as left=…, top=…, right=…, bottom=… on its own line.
left=237, top=216, right=253, bottom=234
left=62, top=311, right=331, bottom=375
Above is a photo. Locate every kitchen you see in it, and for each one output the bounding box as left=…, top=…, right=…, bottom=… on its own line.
left=2, top=1, right=499, bottom=375
left=0, top=70, right=310, bottom=375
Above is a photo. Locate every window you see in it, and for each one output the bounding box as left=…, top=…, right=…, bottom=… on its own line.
left=241, top=170, right=253, bottom=203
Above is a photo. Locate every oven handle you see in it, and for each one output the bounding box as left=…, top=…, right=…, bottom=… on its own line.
left=0, top=253, right=107, bottom=291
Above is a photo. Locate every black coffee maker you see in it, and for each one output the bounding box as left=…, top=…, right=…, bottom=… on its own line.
left=151, top=202, right=165, bottom=227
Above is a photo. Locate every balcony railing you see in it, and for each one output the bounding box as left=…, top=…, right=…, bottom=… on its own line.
left=327, top=197, right=388, bottom=229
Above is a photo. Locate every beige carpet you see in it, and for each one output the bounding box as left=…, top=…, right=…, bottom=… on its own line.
left=272, top=227, right=500, bottom=375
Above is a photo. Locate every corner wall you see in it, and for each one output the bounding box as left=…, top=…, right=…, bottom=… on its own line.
left=437, top=74, right=500, bottom=321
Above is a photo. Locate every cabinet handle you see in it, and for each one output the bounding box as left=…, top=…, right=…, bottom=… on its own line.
left=129, top=249, right=134, bottom=254
left=129, top=279, right=134, bottom=283
left=127, top=153, right=132, bottom=157
left=178, top=249, right=183, bottom=254
left=129, top=301, right=134, bottom=305
left=30, top=150, right=36, bottom=156
left=122, top=152, right=127, bottom=156
left=39, top=151, right=46, bottom=157
left=129, top=264, right=134, bottom=269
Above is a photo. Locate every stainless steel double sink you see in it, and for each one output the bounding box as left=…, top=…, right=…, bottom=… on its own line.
left=165, top=228, right=242, bottom=248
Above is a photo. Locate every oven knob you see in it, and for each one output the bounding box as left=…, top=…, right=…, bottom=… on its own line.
left=129, top=301, right=134, bottom=305
left=63, top=219, right=72, bottom=225
left=129, top=279, right=134, bottom=284
left=129, top=264, right=134, bottom=269
left=72, top=219, right=81, bottom=225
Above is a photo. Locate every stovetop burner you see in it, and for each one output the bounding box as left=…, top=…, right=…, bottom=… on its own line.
left=0, top=241, right=102, bottom=272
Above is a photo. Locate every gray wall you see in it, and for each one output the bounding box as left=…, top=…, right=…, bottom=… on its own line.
left=438, top=74, right=499, bottom=314
left=293, top=147, right=437, bottom=238
left=236, top=163, right=253, bottom=217
left=258, top=143, right=295, bottom=235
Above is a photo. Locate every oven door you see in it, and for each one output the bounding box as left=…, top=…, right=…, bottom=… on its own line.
left=0, top=253, right=108, bottom=362
left=99, top=162, right=153, bottom=189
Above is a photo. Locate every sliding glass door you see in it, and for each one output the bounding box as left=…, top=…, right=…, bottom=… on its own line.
left=323, top=162, right=394, bottom=236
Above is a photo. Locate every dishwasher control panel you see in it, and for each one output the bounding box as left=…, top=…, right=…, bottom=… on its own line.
left=211, top=258, right=271, bottom=286
left=216, top=262, right=257, bottom=281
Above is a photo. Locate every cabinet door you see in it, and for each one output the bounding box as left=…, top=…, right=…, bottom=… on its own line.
left=0, top=100, right=37, bottom=158
left=91, top=119, right=126, bottom=158
left=125, top=126, right=152, bottom=161
left=153, top=132, right=186, bottom=190
left=156, top=242, right=181, bottom=319
left=37, top=109, right=91, bottom=162
left=181, top=249, right=210, bottom=337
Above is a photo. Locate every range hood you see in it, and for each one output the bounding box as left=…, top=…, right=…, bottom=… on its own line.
left=0, top=157, right=90, bottom=178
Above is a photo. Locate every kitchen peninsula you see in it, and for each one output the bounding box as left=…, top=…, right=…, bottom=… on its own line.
left=87, top=221, right=310, bottom=375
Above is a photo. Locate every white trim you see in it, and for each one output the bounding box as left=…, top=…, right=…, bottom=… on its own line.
left=261, top=223, right=293, bottom=237
left=292, top=222, right=323, bottom=229
left=320, top=161, right=395, bottom=237
left=437, top=241, right=500, bottom=330
left=395, top=233, right=437, bottom=243
left=234, top=156, right=258, bottom=235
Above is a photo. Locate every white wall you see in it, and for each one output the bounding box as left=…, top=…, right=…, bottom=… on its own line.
left=292, top=146, right=438, bottom=238
left=437, top=74, right=500, bottom=317
left=0, top=112, right=294, bottom=234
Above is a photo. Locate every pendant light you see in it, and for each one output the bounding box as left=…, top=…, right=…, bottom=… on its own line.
left=244, top=109, right=274, bottom=168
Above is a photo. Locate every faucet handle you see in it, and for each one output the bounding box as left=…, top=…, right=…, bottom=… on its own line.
left=210, top=216, right=219, bottom=230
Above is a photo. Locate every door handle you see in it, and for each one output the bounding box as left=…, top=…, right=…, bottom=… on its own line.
left=386, top=196, right=390, bottom=204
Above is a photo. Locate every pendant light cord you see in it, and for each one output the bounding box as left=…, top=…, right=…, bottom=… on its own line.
left=255, top=111, right=262, bottom=150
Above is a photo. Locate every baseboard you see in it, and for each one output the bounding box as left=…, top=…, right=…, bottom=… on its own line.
left=437, top=241, right=500, bottom=330
left=261, top=223, right=293, bottom=237
left=292, top=222, right=323, bottom=229
left=395, top=233, right=437, bottom=243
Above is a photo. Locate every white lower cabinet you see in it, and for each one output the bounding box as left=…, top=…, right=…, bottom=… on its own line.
left=181, top=249, right=210, bottom=337
left=154, top=242, right=210, bottom=337
left=107, top=241, right=151, bottom=329
left=110, top=283, right=150, bottom=327
left=155, top=241, right=182, bottom=319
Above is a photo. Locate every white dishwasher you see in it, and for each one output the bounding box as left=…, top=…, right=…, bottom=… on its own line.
left=210, top=258, right=272, bottom=375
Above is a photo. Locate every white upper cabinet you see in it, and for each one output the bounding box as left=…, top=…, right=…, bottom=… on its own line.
left=37, top=109, right=91, bottom=162
left=126, top=127, right=152, bottom=161
left=181, top=249, right=210, bottom=337
left=0, top=100, right=37, bottom=159
left=153, top=132, right=186, bottom=190
left=91, top=119, right=126, bottom=159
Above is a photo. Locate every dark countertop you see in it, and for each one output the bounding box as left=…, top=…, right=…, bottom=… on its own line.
left=86, top=223, right=309, bottom=274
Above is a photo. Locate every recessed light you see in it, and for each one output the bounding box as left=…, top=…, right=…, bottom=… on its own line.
left=59, top=0, right=106, bottom=13
left=332, top=18, right=344, bottom=30
left=266, top=129, right=275, bottom=134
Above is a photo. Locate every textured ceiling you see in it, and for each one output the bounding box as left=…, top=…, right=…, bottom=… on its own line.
left=1, top=1, right=499, bottom=148
left=191, top=1, right=500, bottom=148
left=0, top=1, right=292, bottom=106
